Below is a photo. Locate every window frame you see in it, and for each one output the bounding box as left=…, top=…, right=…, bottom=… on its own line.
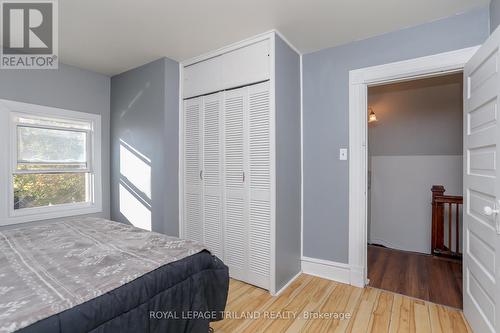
left=0, top=99, right=102, bottom=225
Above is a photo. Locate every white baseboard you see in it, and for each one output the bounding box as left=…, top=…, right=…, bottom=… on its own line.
left=301, top=256, right=351, bottom=285
left=273, top=270, right=302, bottom=296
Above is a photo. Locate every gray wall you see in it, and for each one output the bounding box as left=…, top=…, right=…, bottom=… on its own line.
left=491, top=0, right=500, bottom=33
left=368, top=74, right=463, bottom=156
left=275, top=35, right=302, bottom=290
left=163, top=58, right=181, bottom=236
left=302, top=7, right=489, bottom=263
left=110, top=58, right=179, bottom=236
left=0, top=63, right=111, bottom=230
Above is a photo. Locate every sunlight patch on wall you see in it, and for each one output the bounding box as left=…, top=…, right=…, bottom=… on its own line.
left=119, top=140, right=151, bottom=199
left=119, top=183, right=151, bottom=231
left=118, top=139, right=152, bottom=230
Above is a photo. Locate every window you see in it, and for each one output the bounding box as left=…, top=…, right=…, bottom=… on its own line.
left=14, top=116, right=92, bottom=210
left=0, top=99, right=102, bottom=225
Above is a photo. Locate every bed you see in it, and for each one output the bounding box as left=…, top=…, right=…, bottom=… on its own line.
left=0, top=217, right=229, bottom=333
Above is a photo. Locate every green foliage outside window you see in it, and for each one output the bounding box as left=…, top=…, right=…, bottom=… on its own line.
left=14, top=173, right=87, bottom=209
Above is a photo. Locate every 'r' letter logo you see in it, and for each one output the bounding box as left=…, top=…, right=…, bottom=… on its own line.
left=2, top=2, right=53, bottom=54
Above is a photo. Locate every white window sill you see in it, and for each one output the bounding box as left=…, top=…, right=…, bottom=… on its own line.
left=1, top=203, right=102, bottom=226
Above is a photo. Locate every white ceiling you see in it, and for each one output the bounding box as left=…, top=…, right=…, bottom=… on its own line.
left=59, top=0, right=489, bottom=76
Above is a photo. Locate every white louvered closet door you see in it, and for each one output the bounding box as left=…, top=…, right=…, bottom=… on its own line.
left=202, top=92, right=223, bottom=259
left=223, top=87, right=248, bottom=282
left=247, top=81, right=271, bottom=289
left=183, top=97, right=203, bottom=243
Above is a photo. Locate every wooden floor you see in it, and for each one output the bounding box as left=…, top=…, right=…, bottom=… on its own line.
left=367, top=245, right=463, bottom=308
left=211, top=274, right=471, bottom=332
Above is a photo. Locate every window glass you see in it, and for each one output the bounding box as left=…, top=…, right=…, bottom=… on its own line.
left=17, top=116, right=91, bottom=130
left=14, top=173, right=87, bottom=209
left=17, top=126, right=87, bottom=168
left=13, top=115, right=93, bottom=212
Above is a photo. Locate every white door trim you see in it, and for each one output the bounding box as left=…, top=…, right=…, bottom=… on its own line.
left=348, top=46, right=479, bottom=288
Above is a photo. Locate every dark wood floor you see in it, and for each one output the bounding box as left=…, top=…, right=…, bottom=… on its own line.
left=367, top=245, right=463, bottom=309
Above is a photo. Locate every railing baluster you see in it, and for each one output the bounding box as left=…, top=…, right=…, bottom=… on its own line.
left=448, top=202, right=453, bottom=251
left=431, top=185, right=463, bottom=259
left=456, top=203, right=460, bottom=254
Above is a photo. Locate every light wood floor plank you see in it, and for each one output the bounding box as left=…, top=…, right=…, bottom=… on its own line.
left=285, top=278, right=337, bottom=332
left=429, top=302, right=456, bottom=333
left=300, top=282, right=359, bottom=332
left=388, top=293, right=412, bottom=333
left=448, top=310, right=470, bottom=333
left=413, top=301, right=431, bottom=333
left=238, top=274, right=313, bottom=333
left=212, top=274, right=470, bottom=333
left=349, top=288, right=380, bottom=333
left=368, top=291, right=394, bottom=332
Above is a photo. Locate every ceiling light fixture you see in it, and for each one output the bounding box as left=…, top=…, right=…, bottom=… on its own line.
left=368, top=107, right=378, bottom=123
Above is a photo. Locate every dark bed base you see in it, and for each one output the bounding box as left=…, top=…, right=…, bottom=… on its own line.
left=18, top=251, right=229, bottom=333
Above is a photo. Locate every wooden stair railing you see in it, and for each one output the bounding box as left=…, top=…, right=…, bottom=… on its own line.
left=431, top=185, right=463, bottom=258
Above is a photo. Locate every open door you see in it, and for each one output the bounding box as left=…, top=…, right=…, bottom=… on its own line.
left=463, top=28, right=500, bottom=333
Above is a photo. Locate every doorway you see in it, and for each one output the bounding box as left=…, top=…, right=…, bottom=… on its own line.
left=365, top=74, right=464, bottom=307
left=347, top=46, right=479, bottom=296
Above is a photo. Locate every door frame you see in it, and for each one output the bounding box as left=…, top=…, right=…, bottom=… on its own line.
left=348, top=46, right=480, bottom=288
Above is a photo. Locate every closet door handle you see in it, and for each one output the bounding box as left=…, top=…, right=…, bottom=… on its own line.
left=200, top=170, right=203, bottom=180
left=242, top=172, right=245, bottom=183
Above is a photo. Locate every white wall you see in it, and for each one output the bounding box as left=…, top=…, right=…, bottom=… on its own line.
left=370, top=155, right=462, bottom=254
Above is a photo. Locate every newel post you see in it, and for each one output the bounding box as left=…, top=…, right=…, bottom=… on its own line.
left=431, top=185, right=445, bottom=254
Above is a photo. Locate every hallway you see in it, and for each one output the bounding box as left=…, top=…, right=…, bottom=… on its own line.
left=368, top=245, right=463, bottom=308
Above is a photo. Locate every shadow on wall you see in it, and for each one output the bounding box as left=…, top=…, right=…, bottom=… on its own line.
left=118, top=139, right=152, bottom=231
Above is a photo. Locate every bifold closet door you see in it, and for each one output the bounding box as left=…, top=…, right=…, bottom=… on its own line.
left=183, top=97, right=203, bottom=243
left=202, top=92, right=224, bottom=259
left=223, top=82, right=271, bottom=290
left=247, top=81, right=271, bottom=289
left=183, top=82, right=271, bottom=290
left=223, top=87, right=248, bottom=282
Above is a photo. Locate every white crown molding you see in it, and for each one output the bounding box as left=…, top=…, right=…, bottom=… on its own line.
left=181, top=29, right=301, bottom=67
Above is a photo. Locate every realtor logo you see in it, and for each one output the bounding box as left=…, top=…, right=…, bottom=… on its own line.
left=1, top=0, right=58, bottom=69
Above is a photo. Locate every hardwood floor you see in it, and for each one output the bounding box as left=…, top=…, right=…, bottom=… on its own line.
left=368, top=245, right=463, bottom=309
left=211, top=274, right=471, bottom=332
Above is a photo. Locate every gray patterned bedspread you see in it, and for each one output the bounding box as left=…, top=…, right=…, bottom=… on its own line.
left=0, top=217, right=206, bottom=333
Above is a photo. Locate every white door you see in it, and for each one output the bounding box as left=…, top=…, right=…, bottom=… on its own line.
left=463, top=27, right=500, bottom=333
left=183, top=97, right=203, bottom=242
left=223, top=87, right=248, bottom=282
left=247, top=81, right=271, bottom=289
left=202, top=92, right=224, bottom=259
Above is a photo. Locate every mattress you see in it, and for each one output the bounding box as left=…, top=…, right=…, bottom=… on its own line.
left=0, top=218, right=229, bottom=333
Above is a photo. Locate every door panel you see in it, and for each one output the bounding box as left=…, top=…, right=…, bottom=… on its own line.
left=203, top=93, right=223, bottom=259
left=463, top=28, right=500, bottom=333
left=184, top=82, right=272, bottom=291
left=183, top=98, right=203, bottom=242
left=247, top=82, right=271, bottom=289
left=223, top=87, right=248, bottom=281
